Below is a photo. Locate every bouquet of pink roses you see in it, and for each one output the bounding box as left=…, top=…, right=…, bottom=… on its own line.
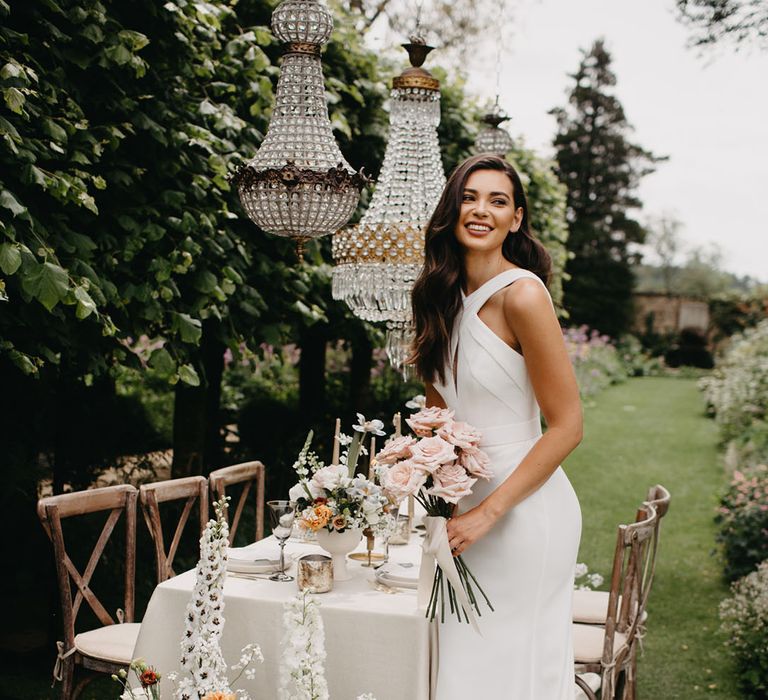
left=375, top=406, right=494, bottom=629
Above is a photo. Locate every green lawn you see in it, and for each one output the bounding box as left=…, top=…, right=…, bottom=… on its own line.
left=566, top=376, right=739, bottom=699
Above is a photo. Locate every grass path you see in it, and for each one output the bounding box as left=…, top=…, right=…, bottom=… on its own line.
left=566, top=376, right=738, bottom=698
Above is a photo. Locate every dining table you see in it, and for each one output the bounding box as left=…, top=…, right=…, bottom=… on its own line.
left=132, top=531, right=436, bottom=699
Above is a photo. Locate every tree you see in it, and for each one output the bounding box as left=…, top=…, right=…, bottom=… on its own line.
left=677, top=0, right=768, bottom=49
left=647, top=214, right=684, bottom=295
left=550, top=39, right=665, bottom=338
left=339, top=0, right=517, bottom=66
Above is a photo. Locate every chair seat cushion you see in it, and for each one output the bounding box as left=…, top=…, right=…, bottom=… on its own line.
left=575, top=672, right=601, bottom=699
left=573, top=622, right=628, bottom=664
left=573, top=589, right=611, bottom=624
left=572, top=590, right=649, bottom=626
left=74, top=623, right=141, bottom=664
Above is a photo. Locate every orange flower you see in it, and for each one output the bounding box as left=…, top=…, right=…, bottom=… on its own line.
left=301, top=504, right=333, bottom=531
left=202, top=692, right=236, bottom=700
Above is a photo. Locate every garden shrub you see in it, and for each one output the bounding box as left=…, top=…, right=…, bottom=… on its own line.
left=563, top=326, right=627, bottom=397
left=701, top=319, right=768, bottom=469
left=716, top=464, right=768, bottom=581
left=720, top=558, right=768, bottom=697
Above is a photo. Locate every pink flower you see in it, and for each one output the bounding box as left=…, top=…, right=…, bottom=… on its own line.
left=459, top=448, right=493, bottom=479
left=428, top=462, right=477, bottom=504
left=406, top=407, right=455, bottom=437
left=438, top=421, right=482, bottom=450
left=381, top=460, right=428, bottom=502
left=410, top=435, right=457, bottom=473
left=375, top=435, right=417, bottom=465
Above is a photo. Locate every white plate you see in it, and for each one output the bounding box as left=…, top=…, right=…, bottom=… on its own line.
left=227, top=549, right=280, bottom=574
left=227, top=559, right=280, bottom=574
left=375, top=567, right=419, bottom=589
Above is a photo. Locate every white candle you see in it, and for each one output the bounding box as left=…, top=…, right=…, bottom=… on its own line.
left=331, top=417, right=340, bottom=464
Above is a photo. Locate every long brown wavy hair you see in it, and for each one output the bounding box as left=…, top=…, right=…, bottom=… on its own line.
left=410, top=154, right=552, bottom=385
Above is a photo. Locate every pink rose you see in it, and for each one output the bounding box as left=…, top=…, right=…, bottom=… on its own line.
left=428, top=463, right=477, bottom=504
left=437, top=420, right=482, bottom=450
left=381, top=460, right=427, bottom=502
left=406, top=407, right=455, bottom=437
left=410, top=435, right=457, bottom=473
left=375, top=435, right=417, bottom=465
left=459, top=448, right=494, bottom=479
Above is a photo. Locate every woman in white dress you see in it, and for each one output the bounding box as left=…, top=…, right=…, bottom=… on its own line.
left=410, top=154, right=582, bottom=699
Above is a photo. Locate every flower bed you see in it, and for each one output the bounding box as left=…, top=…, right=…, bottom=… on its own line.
left=563, top=326, right=628, bottom=398
left=701, top=319, right=768, bottom=470
left=716, top=464, right=768, bottom=581
left=720, top=559, right=768, bottom=697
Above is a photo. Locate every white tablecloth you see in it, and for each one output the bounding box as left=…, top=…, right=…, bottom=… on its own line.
left=133, top=534, right=435, bottom=699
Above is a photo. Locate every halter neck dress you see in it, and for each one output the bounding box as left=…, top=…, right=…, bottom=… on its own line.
left=432, top=267, right=582, bottom=700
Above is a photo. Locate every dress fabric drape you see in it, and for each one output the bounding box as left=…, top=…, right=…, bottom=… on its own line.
left=433, top=268, right=582, bottom=700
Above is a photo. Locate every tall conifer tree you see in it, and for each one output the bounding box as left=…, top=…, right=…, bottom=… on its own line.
left=551, top=39, right=664, bottom=337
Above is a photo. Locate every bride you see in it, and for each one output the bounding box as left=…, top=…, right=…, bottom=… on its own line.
left=410, top=153, right=583, bottom=699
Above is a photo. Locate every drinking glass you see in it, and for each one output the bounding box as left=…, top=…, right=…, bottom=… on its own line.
left=268, top=500, right=295, bottom=582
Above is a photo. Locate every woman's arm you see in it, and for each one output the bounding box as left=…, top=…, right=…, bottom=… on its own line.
left=446, top=279, right=582, bottom=556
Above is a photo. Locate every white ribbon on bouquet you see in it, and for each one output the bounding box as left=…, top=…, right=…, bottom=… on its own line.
left=417, top=515, right=481, bottom=634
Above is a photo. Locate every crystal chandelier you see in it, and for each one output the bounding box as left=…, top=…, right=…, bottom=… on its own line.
left=331, top=37, right=446, bottom=374
left=234, top=0, right=366, bottom=256
left=474, top=99, right=515, bottom=156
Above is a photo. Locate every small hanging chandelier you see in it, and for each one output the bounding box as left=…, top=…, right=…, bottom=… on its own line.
left=474, top=99, right=515, bottom=156
left=331, top=36, right=446, bottom=375
left=233, top=0, right=366, bottom=257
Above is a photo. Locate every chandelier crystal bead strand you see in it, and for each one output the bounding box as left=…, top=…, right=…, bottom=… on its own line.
left=474, top=100, right=515, bottom=156
left=233, top=0, right=366, bottom=257
left=332, top=36, right=446, bottom=374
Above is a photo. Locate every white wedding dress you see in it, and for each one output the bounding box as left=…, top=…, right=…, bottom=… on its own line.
left=433, top=268, right=582, bottom=700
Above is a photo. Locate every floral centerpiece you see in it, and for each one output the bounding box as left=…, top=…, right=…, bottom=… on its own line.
left=288, top=415, right=390, bottom=535
left=375, top=406, right=494, bottom=629
left=287, top=415, right=392, bottom=579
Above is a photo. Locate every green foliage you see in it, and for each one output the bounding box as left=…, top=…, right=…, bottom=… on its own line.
left=720, top=558, right=768, bottom=698
left=0, top=0, right=394, bottom=388
left=506, top=141, right=569, bottom=310
left=716, top=464, right=768, bottom=582
left=701, top=320, right=768, bottom=469
left=551, top=39, right=664, bottom=338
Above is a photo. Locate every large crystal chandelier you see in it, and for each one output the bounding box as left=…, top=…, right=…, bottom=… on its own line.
left=474, top=99, right=515, bottom=156
left=332, top=37, right=446, bottom=373
left=234, top=0, right=366, bottom=256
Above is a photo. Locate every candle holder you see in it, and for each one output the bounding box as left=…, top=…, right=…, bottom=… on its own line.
left=297, top=554, right=333, bottom=593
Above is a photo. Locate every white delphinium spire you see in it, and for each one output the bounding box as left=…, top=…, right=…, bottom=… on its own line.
left=175, top=498, right=232, bottom=700
left=279, top=590, right=329, bottom=700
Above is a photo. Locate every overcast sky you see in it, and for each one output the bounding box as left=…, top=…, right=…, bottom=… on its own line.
left=367, top=0, right=768, bottom=281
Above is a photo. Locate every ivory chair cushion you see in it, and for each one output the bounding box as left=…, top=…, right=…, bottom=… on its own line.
left=573, top=623, right=628, bottom=664
left=572, top=590, right=649, bottom=626
left=575, top=672, right=601, bottom=699
left=74, top=623, right=141, bottom=664
left=573, top=589, right=610, bottom=624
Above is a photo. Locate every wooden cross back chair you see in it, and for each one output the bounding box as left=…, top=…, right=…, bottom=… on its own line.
left=37, top=484, right=140, bottom=700
left=573, top=483, right=671, bottom=627
left=573, top=503, right=658, bottom=700
left=208, top=460, right=266, bottom=544
left=139, top=475, right=208, bottom=584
